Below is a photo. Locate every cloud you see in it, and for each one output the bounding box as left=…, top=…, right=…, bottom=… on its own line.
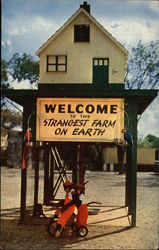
left=2, top=15, right=60, bottom=59
left=92, top=0, right=159, bottom=22
left=2, top=0, right=159, bottom=60
left=1, top=39, right=11, bottom=46
left=1, top=40, right=5, bottom=46
left=148, top=1, right=159, bottom=16
left=10, top=79, right=37, bottom=90
left=138, top=96, right=159, bottom=137
left=98, top=18, right=159, bottom=48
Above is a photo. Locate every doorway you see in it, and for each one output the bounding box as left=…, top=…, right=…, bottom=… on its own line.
left=93, top=58, right=109, bottom=87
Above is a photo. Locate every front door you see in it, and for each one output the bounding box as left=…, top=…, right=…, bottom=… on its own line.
left=93, top=58, right=109, bottom=87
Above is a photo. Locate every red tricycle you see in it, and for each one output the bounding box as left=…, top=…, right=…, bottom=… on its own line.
left=48, top=201, right=101, bottom=238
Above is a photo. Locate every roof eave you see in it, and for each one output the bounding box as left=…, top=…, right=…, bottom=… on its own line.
left=36, top=7, right=128, bottom=57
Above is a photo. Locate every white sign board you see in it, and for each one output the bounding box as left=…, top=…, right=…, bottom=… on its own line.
left=36, top=98, right=124, bottom=142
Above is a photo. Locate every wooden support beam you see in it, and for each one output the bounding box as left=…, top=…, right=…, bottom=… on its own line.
left=44, top=145, right=50, bottom=205
left=49, top=149, right=54, bottom=199
left=125, top=145, right=131, bottom=208
left=33, top=146, right=39, bottom=216
left=20, top=107, right=28, bottom=223
left=72, top=144, right=78, bottom=184
left=125, top=100, right=137, bottom=227
left=20, top=167, right=27, bottom=223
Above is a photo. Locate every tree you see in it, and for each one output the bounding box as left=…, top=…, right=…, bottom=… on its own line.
left=138, top=134, right=159, bottom=148
left=1, top=53, right=39, bottom=131
left=1, top=109, right=22, bottom=130
left=1, top=59, right=23, bottom=133
left=8, top=53, right=39, bottom=85
left=125, top=40, right=159, bottom=89
left=1, top=60, right=10, bottom=91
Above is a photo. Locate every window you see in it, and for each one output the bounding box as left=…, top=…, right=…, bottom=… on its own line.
left=93, top=58, right=108, bottom=66
left=47, top=55, right=67, bottom=72
left=74, top=24, right=90, bottom=42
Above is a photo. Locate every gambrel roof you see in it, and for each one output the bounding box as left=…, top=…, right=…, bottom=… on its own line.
left=36, top=7, right=128, bottom=56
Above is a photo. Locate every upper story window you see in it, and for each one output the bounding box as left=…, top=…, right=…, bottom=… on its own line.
left=74, top=24, right=90, bottom=42
left=47, top=55, right=67, bottom=72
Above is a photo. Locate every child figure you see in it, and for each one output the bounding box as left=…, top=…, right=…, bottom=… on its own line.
left=53, top=180, right=73, bottom=219
left=72, top=184, right=88, bottom=229
left=54, top=183, right=87, bottom=238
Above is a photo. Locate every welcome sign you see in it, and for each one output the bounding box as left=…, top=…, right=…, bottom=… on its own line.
left=36, top=98, right=124, bottom=142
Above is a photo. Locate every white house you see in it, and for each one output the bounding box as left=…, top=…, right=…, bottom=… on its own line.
left=36, top=2, right=128, bottom=86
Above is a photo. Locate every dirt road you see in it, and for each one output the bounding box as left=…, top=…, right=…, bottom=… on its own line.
left=1, top=168, right=159, bottom=249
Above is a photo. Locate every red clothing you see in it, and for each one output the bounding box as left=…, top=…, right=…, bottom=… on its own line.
left=22, top=129, right=32, bottom=169
left=24, top=129, right=32, bottom=142
left=57, top=204, right=76, bottom=228
left=76, top=204, right=88, bottom=227
left=55, top=193, right=71, bottom=217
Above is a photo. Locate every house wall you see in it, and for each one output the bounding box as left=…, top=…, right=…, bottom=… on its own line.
left=39, top=12, right=126, bottom=84
left=103, top=147, right=156, bottom=165
left=103, top=147, right=126, bottom=164
left=137, top=148, right=156, bottom=165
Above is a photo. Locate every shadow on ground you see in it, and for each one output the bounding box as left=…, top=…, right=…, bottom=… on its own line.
left=1, top=209, right=133, bottom=249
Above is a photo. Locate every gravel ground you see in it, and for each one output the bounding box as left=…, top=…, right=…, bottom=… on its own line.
left=1, top=167, right=159, bottom=249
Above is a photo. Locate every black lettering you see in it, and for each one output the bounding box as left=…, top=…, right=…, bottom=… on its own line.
left=110, top=105, right=117, bottom=114
left=97, top=105, right=108, bottom=114
left=45, top=104, right=56, bottom=113
left=91, top=120, right=102, bottom=127
left=86, top=104, right=95, bottom=114
left=56, top=120, right=64, bottom=126
left=102, top=120, right=109, bottom=127
left=47, top=119, right=55, bottom=126
left=43, top=119, right=48, bottom=126
left=76, top=104, right=83, bottom=113
left=63, top=120, right=69, bottom=126
left=68, top=104, right=74, bottom=113
left=50, top=119, right=57, bottom=126
left=85, top=128, right=92, bottom=136
left=72, top=128, right=79, bottom=135
left=60, top=128, right=68, bottom=135
left=82, top=120, right=89, bottom=126
left=98, top=129, right=105, bottom=135
left=68, top=120, right=74, bottom=126
left=109, top=120, right=116, bottom=127
left=58, top=104, right=65, bottom=113
left=92, top=128, right=99, bottom=135
left=55, top=128, right=61, bottom=135
left=78, top=129, right=85, bottom=135
left=55, top=128, right=68, bottom=135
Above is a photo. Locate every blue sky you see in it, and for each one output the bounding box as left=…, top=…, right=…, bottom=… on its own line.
left=1, top=0, right=159, bottom=137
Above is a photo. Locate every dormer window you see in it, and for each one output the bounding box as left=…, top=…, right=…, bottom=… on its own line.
left=47, top=55, right=67, bottom=72
left=74, top=24, right=90, bottom=42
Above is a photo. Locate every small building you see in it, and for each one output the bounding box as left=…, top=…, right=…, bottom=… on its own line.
left=102, top=147, right=157, bottom=172
left=137, top=148, right=157, bottom=171
left=2, top=2, right=158, bottom=227
left=37, top=2, right=127, bottom=86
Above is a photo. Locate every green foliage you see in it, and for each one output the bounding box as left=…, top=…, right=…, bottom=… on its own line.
left=1, top=60, right=10, bottom=90
left=1, top=108, right=22, bottom=130
left=125, top=40, right=159, bottom=89
left=1, top=53, right=38, bottom=131
left=1, top=60, right=8, bottom=82
left=138, top=134, right=159, bottom=148
left=8, top=53, right=39, bottom=84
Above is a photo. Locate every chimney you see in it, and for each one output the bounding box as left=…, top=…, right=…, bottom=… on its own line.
left=80, top=1, right=90, bottom=14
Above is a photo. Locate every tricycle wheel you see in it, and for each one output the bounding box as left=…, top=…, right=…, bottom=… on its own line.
left=71, top=223, right=78, bottom=232
left=48, top=221, right=57, bottom=236
left=78, top=226, right=88, bottom=237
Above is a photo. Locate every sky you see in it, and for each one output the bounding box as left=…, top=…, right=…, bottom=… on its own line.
left=1, top=0, right=159, bottom=138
